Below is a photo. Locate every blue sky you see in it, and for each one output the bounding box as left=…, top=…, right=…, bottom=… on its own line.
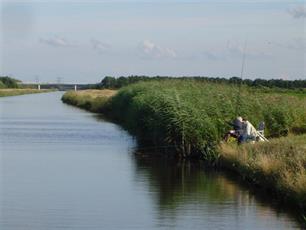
left=0, top=0, right=305, bottom=83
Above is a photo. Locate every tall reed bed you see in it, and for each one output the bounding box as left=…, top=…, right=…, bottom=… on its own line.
left=105, top=80, right=306, bottom=160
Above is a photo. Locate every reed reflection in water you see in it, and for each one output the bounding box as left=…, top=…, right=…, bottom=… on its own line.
left=133, top=155, right=301, bottom=229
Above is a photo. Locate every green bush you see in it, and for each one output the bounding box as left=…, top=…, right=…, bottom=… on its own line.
left=0, top=76, right=19, bottom=88
left=0, top=81, right=5, bottom=88
left=264, top=108, right=292, bottom=137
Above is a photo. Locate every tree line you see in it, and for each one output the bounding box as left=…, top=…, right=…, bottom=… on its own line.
left=0, top=76, right=20, bottom=88
left=97, top=76, right=306, bottom=90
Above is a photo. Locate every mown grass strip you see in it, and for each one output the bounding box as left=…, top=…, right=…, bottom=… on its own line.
left=0, top=89, right=53, bottom=97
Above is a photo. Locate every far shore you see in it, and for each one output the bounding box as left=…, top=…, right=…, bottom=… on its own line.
left=0, top=88, right=55, bottom=97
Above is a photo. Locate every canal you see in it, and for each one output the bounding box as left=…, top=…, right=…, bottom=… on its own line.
left=0, top=92, right=302, bottom=229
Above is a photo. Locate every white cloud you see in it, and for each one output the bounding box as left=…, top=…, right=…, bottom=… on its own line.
left=288, top=5, right=306, bottom=18
left=39, top=36, right=75, bottom=47
left=139, top=40, right=177, bottom=59
left=91, top=39, right=110, bottom=53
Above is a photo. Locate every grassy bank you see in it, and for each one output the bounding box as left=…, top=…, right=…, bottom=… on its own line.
left=107, top=80, right=306, bottom=158
left=62, top=80, right=306, bottom=159
left=0, top=88, right=53, bottom=97
left=61, top=80, right=306, bottom=215
left=220, top=135, right=306, bottom=212
left=61, top=89, right=116, bottom=113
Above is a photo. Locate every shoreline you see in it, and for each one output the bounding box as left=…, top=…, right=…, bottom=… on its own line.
left=61, top=85, right=306, bottom=223
left=0, top=88, right=55, bottom=97
left=219, top=138, right=306, bottom=217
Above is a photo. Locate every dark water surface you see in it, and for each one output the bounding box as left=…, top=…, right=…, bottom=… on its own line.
left=0, top=92, right=302, bottom=229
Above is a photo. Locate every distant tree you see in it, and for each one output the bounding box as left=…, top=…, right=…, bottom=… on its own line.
left=116, top=76, right=129, bottom=88
left=101, top=76, right=117, bottom=88
left=0, top=80, right=5, bottom=88
left=243, top=79, right=253, bottom=86
left=97, top=75, right=306, bottom=90
left=229, top=76, right=242, bottom=84
left=0, top=76, right=19, bottom=88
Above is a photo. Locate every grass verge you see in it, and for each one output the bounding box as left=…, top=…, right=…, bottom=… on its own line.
left=0, top=88, right=53, bottom=97
left=61, top=89, right=116, bottom=113
left=219, top=135, right=306, bottom=214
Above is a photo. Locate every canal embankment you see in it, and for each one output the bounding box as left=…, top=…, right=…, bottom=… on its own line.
left=61, top=89, right=116, bottom=112
left=61, top=79, right=306, bottom=218
left=0, top=76, right=55, bottom=97
left=0, top=88, right=54, bottom=97
left=219, top=135, right=306, bottom=214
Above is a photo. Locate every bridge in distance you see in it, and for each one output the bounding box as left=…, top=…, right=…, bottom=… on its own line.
left=20, top=83, right=97, bottom=91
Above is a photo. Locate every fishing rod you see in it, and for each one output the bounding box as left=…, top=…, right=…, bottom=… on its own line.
left=235, top=38, right=248, bottom=116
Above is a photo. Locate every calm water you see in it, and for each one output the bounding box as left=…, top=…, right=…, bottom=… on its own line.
left=0, top=92, right=302, bottom=229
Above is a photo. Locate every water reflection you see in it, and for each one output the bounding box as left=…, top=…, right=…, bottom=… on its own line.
left=133, top=154, right=302, bottom=229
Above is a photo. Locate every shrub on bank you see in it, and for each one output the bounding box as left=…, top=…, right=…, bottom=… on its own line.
left=0, top=76, right=19, bottom=88
left=0, top=81, right=6, bottom=89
